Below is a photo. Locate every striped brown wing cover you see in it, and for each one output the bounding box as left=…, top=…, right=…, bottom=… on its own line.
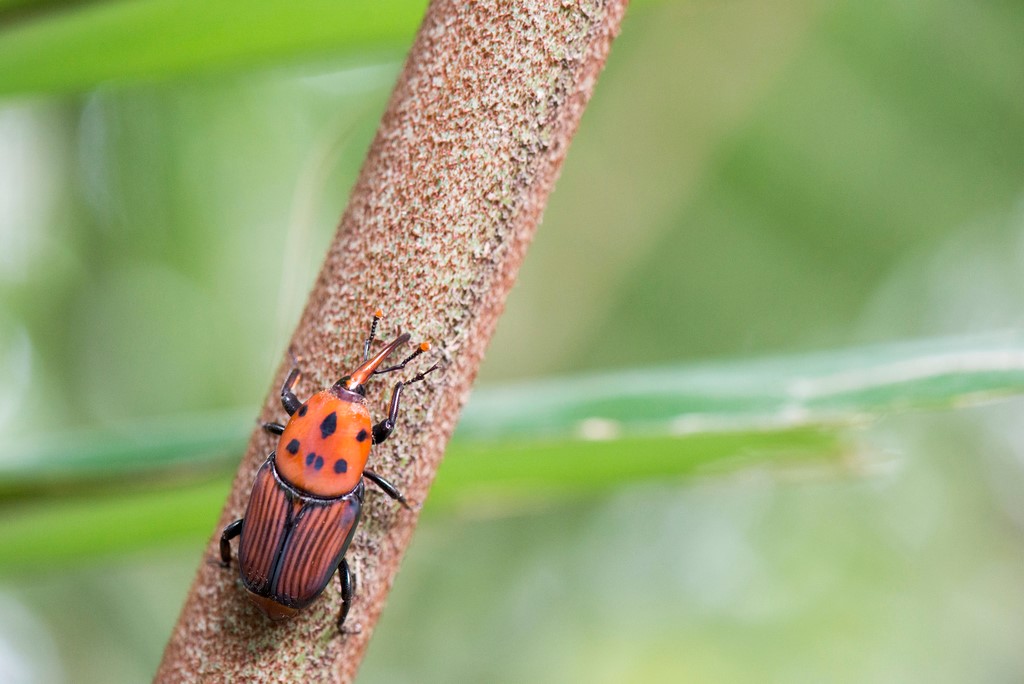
left=238, top=456, right=363, bottom=609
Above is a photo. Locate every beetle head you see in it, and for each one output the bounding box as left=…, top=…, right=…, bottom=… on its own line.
left=333, top=332, right=410, bottom=397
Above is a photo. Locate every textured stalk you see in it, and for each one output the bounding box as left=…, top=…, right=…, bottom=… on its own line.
left=156, top=1, right=627, bottom=681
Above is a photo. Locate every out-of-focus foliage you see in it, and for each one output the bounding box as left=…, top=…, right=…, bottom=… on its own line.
left=0, top=0, right=426, bottom=95
left=2, top=0, right=1024, bottom=682
left=5, top=334, right=1023, bottom=574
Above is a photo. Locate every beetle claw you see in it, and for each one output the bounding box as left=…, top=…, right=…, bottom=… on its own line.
left=339, top=621, right=363, bottom=636
left=400, top=496, right=423, bottom=512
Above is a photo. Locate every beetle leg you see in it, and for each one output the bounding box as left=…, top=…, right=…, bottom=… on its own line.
left=337, top=559, right=356, bottom=632
left=406, top=362, right=441, bottom=385
left=371, top=383, right=402, bottom=444
left=220, top=519, right=243, bottom=567
left=262, top=421, right=286, bottom=436
left=372, top=364, right=440, bottom=445
left=280, top=366, right=303, bottom=415
left=364, top=469, right=412, bottom=510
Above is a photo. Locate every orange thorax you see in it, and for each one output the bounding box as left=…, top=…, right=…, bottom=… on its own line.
left=275, top=391, right=372, bottom=497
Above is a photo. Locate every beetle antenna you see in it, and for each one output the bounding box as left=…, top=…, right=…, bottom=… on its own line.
left=362, top=308, right=384, bottom=361
left=373, top=341, right=430, bottom=375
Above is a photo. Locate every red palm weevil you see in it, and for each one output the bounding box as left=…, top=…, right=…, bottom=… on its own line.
left=220, top=310, right=437, bottom=630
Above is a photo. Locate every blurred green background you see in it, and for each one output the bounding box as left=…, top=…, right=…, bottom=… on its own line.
left=3, top=0, right=1024, bottom=681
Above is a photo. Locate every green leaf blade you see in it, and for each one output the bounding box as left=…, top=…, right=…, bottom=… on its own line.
left=3, top=333, right=1024, bottom=571
left=0, top=0, right=426, bottom=96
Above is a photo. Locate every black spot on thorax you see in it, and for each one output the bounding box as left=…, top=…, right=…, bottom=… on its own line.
left=320, top=412, right=337, bottom=439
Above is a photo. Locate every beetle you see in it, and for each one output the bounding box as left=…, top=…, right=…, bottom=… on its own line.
left=219, top=310, right=438, bottom=630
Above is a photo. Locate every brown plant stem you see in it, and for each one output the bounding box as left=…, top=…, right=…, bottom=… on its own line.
left=156, top=1, right=627, bottom=681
